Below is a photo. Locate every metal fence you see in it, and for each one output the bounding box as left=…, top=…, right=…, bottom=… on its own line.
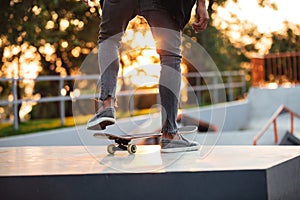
left=0, top=71, right=246, bottom=130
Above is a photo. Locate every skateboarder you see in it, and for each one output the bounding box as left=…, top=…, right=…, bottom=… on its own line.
left=84, top=0, right=209, bottom=153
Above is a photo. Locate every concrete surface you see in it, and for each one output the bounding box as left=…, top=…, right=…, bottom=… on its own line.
left=0, top=86, right=299, bottom=147
left=1, top=146, right=300, bottom=200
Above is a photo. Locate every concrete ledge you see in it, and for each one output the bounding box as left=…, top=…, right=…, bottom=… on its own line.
left=1, top=146, right=300, bottom=199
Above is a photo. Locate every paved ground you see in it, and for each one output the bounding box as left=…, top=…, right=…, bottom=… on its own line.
left=1, top=112, right=298, bottom=147
left=0, top=86, right=300, bottom=147
left=0, top=114, right=160, bottom=147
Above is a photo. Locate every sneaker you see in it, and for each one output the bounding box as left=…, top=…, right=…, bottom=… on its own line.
left=87, top=107, right=116, bottom=130
left=160, top=133, right=200, bottom=153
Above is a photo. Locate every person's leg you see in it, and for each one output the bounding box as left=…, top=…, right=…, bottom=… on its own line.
left=142, top=6, right=200, bottom=152
left=141, top=9, right=181, bottom=134
left=87, top=0, right=138, bottom=130
left=98, top=0, right=138, bottom=104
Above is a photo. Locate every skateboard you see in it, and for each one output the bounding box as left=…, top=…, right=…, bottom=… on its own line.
left=93, top=125, right=197, bottom=154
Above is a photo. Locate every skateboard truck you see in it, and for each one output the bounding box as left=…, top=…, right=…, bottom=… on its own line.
left=107, top=138, right=137, bottom=154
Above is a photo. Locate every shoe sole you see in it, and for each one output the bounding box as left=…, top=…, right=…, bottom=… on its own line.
left=161, top=144, right=200, bottom=153
left=87, top=117, right=116, bottom=130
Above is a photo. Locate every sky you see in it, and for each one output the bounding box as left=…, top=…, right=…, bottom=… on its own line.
left=217, top=0, right=300, bottom=34
left=213, top=0, right=300, bottom=54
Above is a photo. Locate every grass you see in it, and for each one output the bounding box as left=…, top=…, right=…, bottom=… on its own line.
left=0, top=108, right=161, bottom=138
left=0, top=117, right=77, bottom=138
left=0, top=105, right=209, bottom=138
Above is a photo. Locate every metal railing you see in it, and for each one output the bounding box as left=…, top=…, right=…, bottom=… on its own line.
left=0, top=70, right=246, bottom=130
left=251, top=51, right=300, bottom=87
left=185, top=71, right=246, bottom=102
left=0, top=75, right=103, bottom=130
left=253, top=105, right=300, bottom=145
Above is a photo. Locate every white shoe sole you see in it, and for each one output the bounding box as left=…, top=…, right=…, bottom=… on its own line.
left=160, top=144, right=200, bottom=153
left=87, top=117, right=116, bottom=129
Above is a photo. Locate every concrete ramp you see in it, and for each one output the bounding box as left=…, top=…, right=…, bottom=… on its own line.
left=247, top=86, right=300, bottom=130
left=180, top=86, right=300, bottom=145
left=1, top=87, right=300, bottom=148
left=1, top=146, right=300, bottom=199
left=180, top=101, right=250, bottom=132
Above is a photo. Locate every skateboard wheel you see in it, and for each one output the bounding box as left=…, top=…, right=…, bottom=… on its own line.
left=107, top=144, right=116, bottom=154
left=127, top=144, right=137, bottom=154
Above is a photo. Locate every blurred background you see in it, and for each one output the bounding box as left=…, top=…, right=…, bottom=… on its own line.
left=0, top=0, right=299, bottom=136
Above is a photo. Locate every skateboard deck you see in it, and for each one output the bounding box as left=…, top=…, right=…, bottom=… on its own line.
left=94, top=125, right=197, bottom=154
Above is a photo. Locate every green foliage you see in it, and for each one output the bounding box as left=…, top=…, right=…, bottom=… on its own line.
left=0, top=0, right=100, bottom=76
left=184, top=25, right=248, bottom=71
left=269, top=24, right=300, bottom=53
left=183, top=0, right=249, bottom=71
left=0, top=0, right=100, bottom=120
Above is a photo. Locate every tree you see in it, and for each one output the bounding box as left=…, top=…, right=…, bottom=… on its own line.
left=269, top=22, right=300, bottom=53
left=183, top=0, right=248, bottom=71
left=0, top=0, right=100, bottom=120
left=207, top=0, right=299, bottom=56
left=1, top=0, right=298, bottom=122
